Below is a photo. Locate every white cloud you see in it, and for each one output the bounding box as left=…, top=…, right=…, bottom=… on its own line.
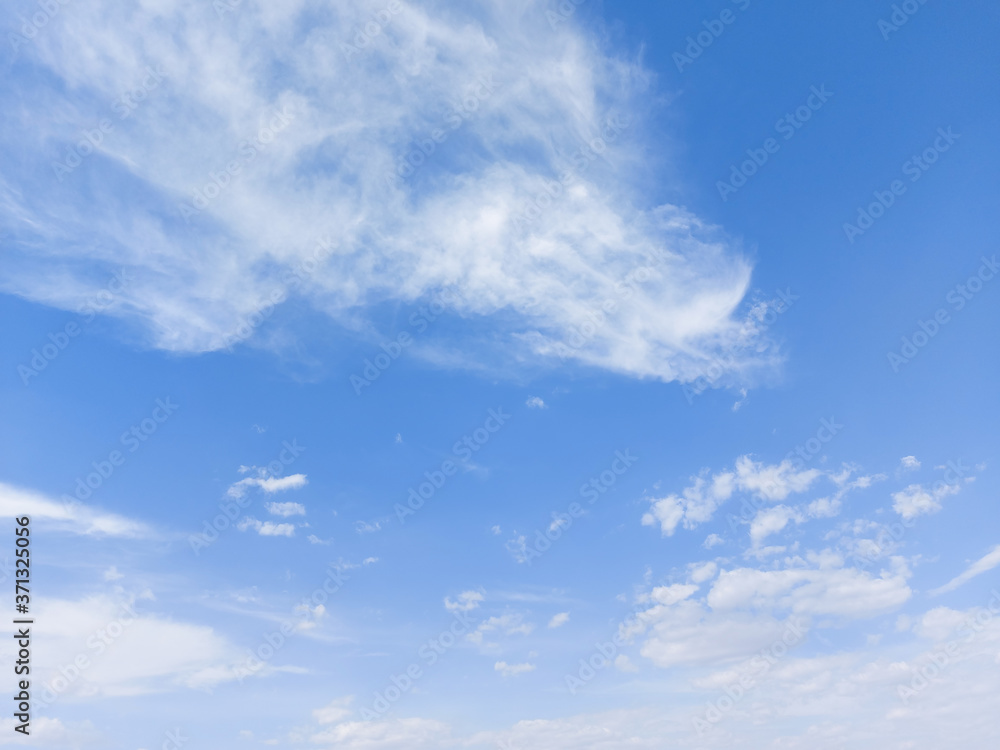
left=301, top=597, right=1000, bottom=749
left=733, top=456, right=822, bottom=501
left=444, top=590, right=484, bottom=612
left=525, top=396, right=547, bottom=409
left=103, top=566, right=124, bottom=581
left=313, top=696, right=355, bottom=725
left=642, top=456, right=822, bottom=536
left=4, top=595, right=240, bottom=699
left=641, top=471, right=735, bottom=536
left=265, top=500, right=306, bottom=517
left=641, top=495, right=684, bottom=536
left=0, top=717, right=101, bottom=747
left=548, top=612, right=570, bottom=628
left=0, top=0, right=768, bottom=385
left=901, top=455, right=921, bottom=470
left=468, top=613, right=534, bottom=645
left=495, top=661, right=536, bottom=677
left=307, top=534, right=331, bottom=545
left=688, top=561, right=718, bottom=584
left=806, top=496, right=841, bottom=518
left=912, top=606, right=969, bottom=640
left=622, top=555, right=911, bottom=674
left=626, top=599, right=797, bottom=668
left=505, top=534, right=529, bottom=563
left=647, top=584, right=699, bottom=606
left=227, top=473, right=308, bottom=499
left=930, top=545, right=1000, bottom=595
left=750, top=505, right=803, bottom=547
left=703, top=533, right=724, bottom=549
left=892, top=482, right=960, bottom=520
left=0, top=482, right=152, bottom=538
left=236, top=517, right=295, bottom=537
left=707, top=560, right=911, bottom=618
left=309, top=717, right=451, bottom=749
left=614, top=654, right=638, bottom=672
left=292, top=602, right=327, bottom=632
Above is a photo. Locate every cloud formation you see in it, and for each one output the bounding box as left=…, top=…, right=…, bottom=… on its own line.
left=0, top=482, right=151, bottom=538
left=0, top=0, right=768, bottom=384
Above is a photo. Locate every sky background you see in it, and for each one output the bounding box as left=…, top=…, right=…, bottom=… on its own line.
left=1, top=0, right=999, bottom=748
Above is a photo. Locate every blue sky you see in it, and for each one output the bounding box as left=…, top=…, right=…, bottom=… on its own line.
left=1, top=0, right=999, bottom=748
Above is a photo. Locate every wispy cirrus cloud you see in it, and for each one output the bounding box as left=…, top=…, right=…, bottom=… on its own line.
left=0, top=0, right=769, bottom=385
left=930, top=545, right=1000, bottom=596
left=0, top=481, right=151, bottom=538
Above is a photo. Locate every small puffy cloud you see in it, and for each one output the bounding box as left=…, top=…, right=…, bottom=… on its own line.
left=293, top=603, right=327, bottom=631
left=750, top=505, right=803, bottom=547
left=614, top=654, right=638, bottom=672
left=892, top=485, right=938, bottom=518
left=733, top=456, right=822, bottom=502
left=891, top=482, right=960, bottom=520
left=642, top=456, right=822, bottom=536
left=688, top=561, right=718, bottom=584
left=930, top=545, right=1000, bottom=595
left=103, top=566, right=124, bottom=581
left=307, top=535, right=331, bottom=545
left=913, top=607, right=968, bottom=640
left=313, top=696, right=355, bottom=725
left=506, top=534, right=529, bottom=563
left=236, top=517, right=295, bottom=537
left=901, top=455, right=921, bottom=470
left=251, top=474, right=309, bottom=494
left=642, top=471, right=735, bottom=536
left=469, top=613, right=534, bottom=645
left=228, top=473, right=308, bottom=499
left=266, top=501, right=306, bottom=517
left=703, top=533, right=725, bottom=549
left=548, top=612, right=570, bottom=628
left=525, top=396, right=547, bottom=409
left=495, top=661, right=536, bottom=677
left=648, top=584, right=699, bottom=606
left=491, top=525, right=502, bottom=535
left=444, top=591, right=484, bottom=612
left=807, top=496, right=841, bottom=519
left=549, top=514, right=570, bottom=533
left=642, top=496, right=685, bottom=536
left=731, top=388, right=749, bottom=412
